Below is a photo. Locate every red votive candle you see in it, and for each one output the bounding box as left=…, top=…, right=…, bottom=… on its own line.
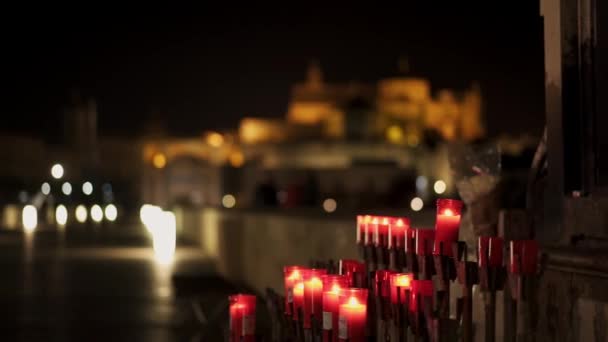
left=434, top=199, right=463, bottom=256
left=375, top=269, right=393, bottom=299
left=388, top=217, right=410, bottom=249
left=303, top=269, right=327, bottom=328
left=322, top=275, right=349, bottom=342
left=373, top=216, right=392, bottom=248
left=356, top=215, right=371, bottom=245
left=229, top=294, right=256, bottom=342
left=409, top=280, right=433, bottom=312
left=405, top=228, right=416, bottom=254
left=415, top=229, right=435, bottom=256
left=364, top=216, right=377, bottom=246
left=521, top=240, right=539, bottom=274
left=338, top=290, right=368, bottom=342
left=339, top=259, right=365, bottom=287
left=389, top=273, right=413, bottom=304
left=478, top=236, right=490, bottom=267
left=293, top=279, right=306, bottom=321
left=284, top=265, right=305, bottom=315
left=510, top=240, right=538, bottom=274
left=489, top=237, right=504, bottom=267
left=480, top=236, right=505, bottom=267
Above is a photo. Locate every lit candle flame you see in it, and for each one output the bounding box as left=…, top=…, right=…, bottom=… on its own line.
left=347, top=296, right=360, bottom=306
left=443, top=208, right=454, bottom=216
left=396, top=274, right=412, bottom=288
left=330, top=283, right=341, bottom=295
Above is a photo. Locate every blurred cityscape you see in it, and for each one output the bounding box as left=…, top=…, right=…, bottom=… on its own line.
left=0, top=62, right=537, bottom=229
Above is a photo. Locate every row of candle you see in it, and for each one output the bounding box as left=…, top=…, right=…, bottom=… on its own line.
left=356, top=198, right=538, bottom=273
left=356, top=199, right=464, bottom=257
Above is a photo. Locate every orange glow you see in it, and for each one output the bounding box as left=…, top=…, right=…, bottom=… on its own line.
left=309, top=277, right=322, bottom=287
left=364, top=215, right=372, bottom=223
left=206, top=132, right=224, bottom=147
left=395, top=274, right=412, bottom=288
left=381, top=217, right=390, bottom=225
left=371, top=217, right=379, bottom=224
left=443, top=208, right=454, bottom=216
left=152, top=153, right=167, bottom=169
left=347, top=296, right=360, bottom=306
left=288, top=270, right=301, bottom=282
left=329, top=283, right=342, bottom=295
left=294, top=282, right=304, bottom=296
left=229, top=151, right=245, bottom=167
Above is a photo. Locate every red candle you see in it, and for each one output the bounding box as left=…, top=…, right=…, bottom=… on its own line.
left=356, top=215, right=372, bottom=245
left=405, top=228, right=416, bottom=254
left=415, top=229, right=435, bottom=256
left=375, top=270, right=393, bottom=299
left=229, top=294, right=256, bottom=342
left=478, top=236, right=490, bottom=267
left=389, top=273, right=412, bottom=304
left=489, top=237, right=504, bottom=267
left=322, top=275, right=349, bottom=342
left=283, top=265, right=305, bottom=315
left=341, top=287, right=368, bottom=304
left=364, top=216, right=377, bottom=246
left=373, top=216, right=392, bottom=247
left=338, top=294, right=367, bottom=342
left=521, top=240, right=539, bottom=274
left=434, top=199, right=463, bottom=256
left=293, top=280, right=305, bottom=321
left=303, top=269, right=327, bottom=328
left=339, top=259, right=365, bottom=287
left=388, top=217, right=410, bottom=249
left=481, top=236, right=504, bottom=267
left=409, top=280, right=433, bottom=312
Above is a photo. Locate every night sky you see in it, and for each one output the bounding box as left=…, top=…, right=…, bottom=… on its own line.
left=1, top=3, right=544, bottom=141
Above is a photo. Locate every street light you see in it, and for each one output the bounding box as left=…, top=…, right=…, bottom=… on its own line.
left=62, top=182, right=72, bottom=196
left=41, top=182, right=51, bottom=195
left=82, top=181, right=93, bottom=196
left=51, top=164, right=64, bottom=179
left=91, top=205, right=103, bottom=223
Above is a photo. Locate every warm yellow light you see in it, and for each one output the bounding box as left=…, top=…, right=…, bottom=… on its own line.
left=91, top=205, right=103, bottom=223
left=152, top=153, right=167, bottom=169
left=206, top=132, right=224, bottom=148
left=434, top=180, right=447, bottom=194
left=330, top=284, right=342, bottom=295
left=140, top=204, right=162, bottom=232
left=407, top=134, right=420, bottom=147
left=75, top=205, right=88, bottom=223
left=294, top=282, right=304, bottom=295
left=410, top=197, right=424, bottom=212
left=395, top=274, right=412, bottom=288
left=229, top=151, right=245, bottom=167
left=104, top=204, right=118, bottom=222
left=347, top=296, right=360, bottom=306
left=222, top=194, right=236, bottom=208
left=386, top=125, right=404, bottom=144
left=288, top=270, right=301, bottom=282
left=152, top=211, right=176, bottom=265
left=322, top=198, right=337, bottom=213
left=51, top=164, right=64, bottom=179
left=22, top=205, right=37, bottom=231
left=55, top=205, right=68, bottom=226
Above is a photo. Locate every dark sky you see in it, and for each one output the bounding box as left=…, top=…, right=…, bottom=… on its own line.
left=1, top=3, right=545, bottom=141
